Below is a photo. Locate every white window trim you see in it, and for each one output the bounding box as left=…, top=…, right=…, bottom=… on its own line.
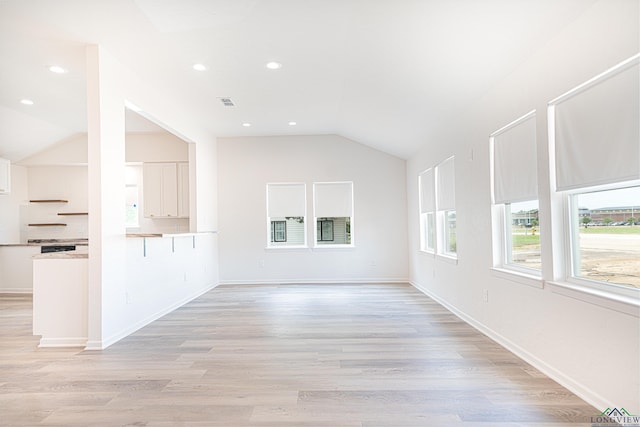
left=419, top=211, right=436, bottom=254
left=563, top=186, right=640, bottom=297
left=312, top=181, right=355, bottom=249
left=436, top=209, right=457, bottom=264
left=435, top=157, right=458, bottom=261
left=490, top=203, right=542, bottom=284
left=266, top=182, right=308, bottom=249
left=489, top=110, right=542, bottom=284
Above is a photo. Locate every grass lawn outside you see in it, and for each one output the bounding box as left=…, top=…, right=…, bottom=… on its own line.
left=580, top=225, right=640, bottom=234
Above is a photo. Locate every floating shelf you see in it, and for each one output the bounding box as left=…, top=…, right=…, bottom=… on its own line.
left=28, top=223, right=67, bottom=227
left=57, top=212, right=88, bottom=216
left=30, top=199, right=68, bottom=203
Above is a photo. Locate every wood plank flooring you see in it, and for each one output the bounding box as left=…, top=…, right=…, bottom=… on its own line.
left=0, top=283, right=598, bottom=426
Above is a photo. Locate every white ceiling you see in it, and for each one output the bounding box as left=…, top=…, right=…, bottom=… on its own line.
left=0, top=0, right=598, bottom=161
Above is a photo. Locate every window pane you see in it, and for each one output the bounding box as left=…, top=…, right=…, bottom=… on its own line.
left=445, top=211, right=456, bottom=254
left=420, top=212, right=435, bottom=252
left=573, top=186, right=640, bottom=288
left=316, top=217, right=350, bottom=245
left=507, top=200, right=540, bottom=269
left=125, top=185, right=139, bottom=228
left=269, top=217, right=305, bottom=246
left=427, top=213, right=435, bottom=250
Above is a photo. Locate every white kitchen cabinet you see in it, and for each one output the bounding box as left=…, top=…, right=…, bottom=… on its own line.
left=178, top=162, right=189, bottom=218
left=0, top=158, right=10, bottom=194
left=143, top=162, right=189, bottom=218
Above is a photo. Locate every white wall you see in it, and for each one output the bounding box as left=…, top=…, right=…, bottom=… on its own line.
left=0, top=164, right=27, bottom=243
left=407, top=0, right=639, bottom=413
left=217, top=134, right=408, bottom=284
left=25, top=166, right=88, bottom=241
left=126, top=132, right=188, bottom=163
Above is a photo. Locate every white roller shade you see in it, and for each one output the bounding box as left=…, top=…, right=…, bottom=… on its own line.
left=554, top=59, right=639, bottom=191
left=436, top=156, right=456, bottom=211
left=493, top=113, right=538, bottom=204
left=267, top=183, right=306, bottom=217
left=314, top=182, right=353, bottom=218
left=419, top=168, right=435, bottom=213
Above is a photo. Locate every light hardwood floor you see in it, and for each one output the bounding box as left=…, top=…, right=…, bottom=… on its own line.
left=1, top=283, right=598, bottom=426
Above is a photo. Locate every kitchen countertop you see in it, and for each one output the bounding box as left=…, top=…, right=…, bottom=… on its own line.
left=0, top=239, right=89, bottom=247
left=126, top=232, right=217, bottom=238
left=33, top=251, right=88, bottom=259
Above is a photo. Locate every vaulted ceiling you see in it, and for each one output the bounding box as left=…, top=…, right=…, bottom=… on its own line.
left=0, top=0, right=598, bottom=161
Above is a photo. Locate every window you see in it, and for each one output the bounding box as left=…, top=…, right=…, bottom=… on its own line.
left=569, top=186, right=640, bottom=289
left=266, top=183, right=306, bottom=247
left=313, top=182, right=353, bottom=246
left=317, top=219, right=334, bottom=241
left=550, top=54, right=639, bottom=293
left=505, top=200, right=540, bottom=270
left=271, top=220, right=287, bottom=242
left=125, top=184, right=139, bottom=228
left=419, top=169, right=435, bottom=252
left=490, top=111, right=540, bottom=274
left=436, top=157, right=456, bottom=258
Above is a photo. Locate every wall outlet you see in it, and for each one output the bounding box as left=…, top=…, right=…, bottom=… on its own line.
left=183, top=272, right=188, bottom=282
left=258, top=260, right=265, bottom=268
left=483, top=289, right=489, bottom=303
left=126, top=292, right=132, bottom=304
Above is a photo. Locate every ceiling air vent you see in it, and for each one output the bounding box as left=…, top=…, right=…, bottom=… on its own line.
left=219, top=97, right=235, bottom=107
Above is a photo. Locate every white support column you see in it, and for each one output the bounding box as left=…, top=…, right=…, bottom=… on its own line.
left=85, top=45, right=127, bottom=350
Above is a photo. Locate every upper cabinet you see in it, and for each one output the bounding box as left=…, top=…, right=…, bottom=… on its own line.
left=143, top=162, right=189, bottom=218
left=0, top=158, right=11, bottom=194
left=177, top=162, right=189, bottom=218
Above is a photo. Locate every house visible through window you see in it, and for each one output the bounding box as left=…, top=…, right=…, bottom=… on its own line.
left=271, top=220, right=287, bottom=242
left=317, top=219, right=334, bottom=241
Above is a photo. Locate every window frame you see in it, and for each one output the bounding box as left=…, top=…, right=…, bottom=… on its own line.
left=312, top=182, right=355, bottom=248
left=435, top=157, right=457, bottom=262
left=564, top=183, right=640, bottom=296
left=489, top=111, right=542, bottom=284
left=546, top=54, right=640, bottom=312
left=266, top=182, right=307, bottom=249
left=418, top=169, right=436, bottom=254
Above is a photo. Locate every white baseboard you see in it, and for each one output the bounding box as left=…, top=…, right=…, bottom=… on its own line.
left=85, top=282, right=218, bottom=351
left=409, top=280, right=611, bottom=413
left=0, top=289, right=33, bottom=294
left=218, top=277, right=410, bottom=286
left=38, top=337, right=87, bottom=348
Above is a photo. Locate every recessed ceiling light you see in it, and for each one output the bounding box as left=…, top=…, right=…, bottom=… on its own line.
left=242, top=122, right=252, bottom=127
left=20, top=99, right=34, bottom=105
left=192, top=63, right=207, bottom=71
left=49, top=65, right=67, bottom=74
left=288, top=121, right=297, bottom=126
left=265, top=61, right=282, bottom=70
